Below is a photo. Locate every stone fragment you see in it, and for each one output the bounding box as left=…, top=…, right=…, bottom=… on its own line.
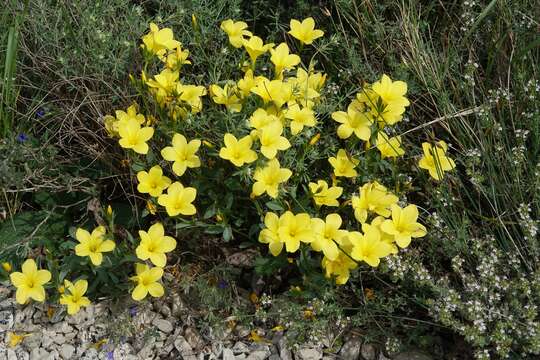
left=23, top=333, right=42, bottom=350
left=232, top=341, right=250, bottom=354
left=277, top=336, right=292, bottom=360
left=152, top=318, right=174, bottom=333
left=184, top=327, right=205, bottom=350
left=339, top=337, right=362, bottom=360
left=245, top=348, right=271, bottom=360
left=59, top=344, right=75, bottom=360
left=0, top=310, right=14, bottom=332
left=361, top=343, right=377, bottom=360
left=296, top=347, right=323, bottom=360
left=222, top=348, right=235, bottom=360
left=30, top=348, right=52, bottom=360
left=174, top=335, right=197, bottom=360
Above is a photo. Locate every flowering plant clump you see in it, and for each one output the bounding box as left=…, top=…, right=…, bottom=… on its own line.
left=6, top=17, right=457, bottom=314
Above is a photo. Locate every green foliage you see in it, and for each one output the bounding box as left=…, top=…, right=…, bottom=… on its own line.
left=1, top=0, right=539, bottom=358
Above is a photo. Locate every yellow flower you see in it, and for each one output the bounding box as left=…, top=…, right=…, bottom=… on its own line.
left=210, top=84, right=243, bottom=113
left=136, top=222, right=177, bottom=267
left=371, top=74, right=409, bottom=125
left=278, top=211, right=313, bottom=253
left=349, top=227, right=393, bottom=267
left=418, top=141, right=456, bottom=180
left=237, top=70, right=265, bottom=97
left=372, top=74, right=409, bottom=109
left=220, top=19, right=252, bottom=48
left=141, top=23, right=180, bottom=56
left=146, top=69, right=179, bottom=104
left=105, top=104, right=146, bottom=137
left=2, top=262, right=12, bottom=272
left=311, top=214, right=348, bottom=260
left=176, top=84, right=207, bottom=113
left=252, top=158, right=292, bottom=198
left=331, top=104, right=372, bottom=140
left=366, top=216, right=398, bottom=254
left=328, top=149, right=359, bottom=178
left=219, top=133, right=258, bottom=166
left=242, top=36, right=274, bottom=64
left=376, top=132, right=405, bottom=158
left=270, top=43, right=301, bottom=78
left=249, top=108, right=280, bottom=131
left=259, top=122, right=291, bottom=159
left=321, top=235, right=357, bottom=285
left=258, top=212, right=283, bottom=256
left=137, top=165, right=172, bottom=197
left=251, top=79, right=292, bottom=108
left=284, top=103, right=316, bottom=135
left=130, top=264, right=164, bottom=301
left=288, top=17, right=324, bottom=45
left=161, top=133, right=201, bottom=176
left=381, top=204, right=427, bottom=248
left=8, top=332, right=30, bottom=348
left=157, top=182, right=197, bottom=216
left=308, top=180, right=342, bottom=207
left=75, top=226, right=116, bottom=266
left=117, top=119, right=154, bottom=155
left=9, top=259, right=51, bottom=304
left=163, top=46, right=191, bottom=70
left=59, top=280, right=91, bottom=315
left=351, top=181, right=398, bottom=223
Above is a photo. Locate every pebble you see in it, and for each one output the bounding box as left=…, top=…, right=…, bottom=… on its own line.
left=245, top=349, right=271, bottom=360
left=184, top=327, right=205, bottom=349
left=0, top=310, right=14, bottom=331
left=23, top=333, right=42, bottom=350
left=30, top=348, right=52, bottom=360
left=223, top=348, right=235, bottom=360
left=361, top=343, right=377, bottom=360
left=296, top=347, right=323, bottom=360
left=339, top=338, right=362, bottom=360
left=59, top=344, right=75, bottom=359
left=174, top=335, right=197, bottom=360
left=152, top=318, right=174, bottom=333
left=232, top=341, right=250, bottom=354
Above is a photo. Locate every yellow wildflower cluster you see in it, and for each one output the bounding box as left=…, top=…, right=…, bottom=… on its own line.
left=7, top=16, right=459, bottom=312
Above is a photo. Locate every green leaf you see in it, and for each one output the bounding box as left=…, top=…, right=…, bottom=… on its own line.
left=222, top=226, right=233, bottom=242
left=265, top=201, right=284, bottom=211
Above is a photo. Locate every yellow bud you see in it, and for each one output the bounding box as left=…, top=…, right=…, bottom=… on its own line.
left=47, top=306, right=55, bottom=319
left=58, top=285, right=65, bottom=294
left=146, top=201, right=157, bottom=215
left=202, top=140, right=214, bottom=148
left=106, top=205, right=113, bottom=216
left=191, top=14, right=198, bottom=29
left=216, top=214, right=223, bottom=222
left=249, top=192, right=257, bottom=200
left=287, top=258, right=294, bottom=264
left=309, top=133, right=321, bottom=145
left=2, top=262, right=11, bottom=272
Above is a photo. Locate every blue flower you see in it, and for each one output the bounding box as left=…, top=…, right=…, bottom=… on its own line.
left=217, top=279, right=228, bottom=289
left=106, top=351, right=114, bottom=360
left=129, top=305, right=137, bottom=317
left=36, top=108, right=45, bottom=118
left=16, top=133, right=28, bottom=143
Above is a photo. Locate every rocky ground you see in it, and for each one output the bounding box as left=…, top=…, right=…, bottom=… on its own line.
left=0, top=284, right=433, bottom=360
